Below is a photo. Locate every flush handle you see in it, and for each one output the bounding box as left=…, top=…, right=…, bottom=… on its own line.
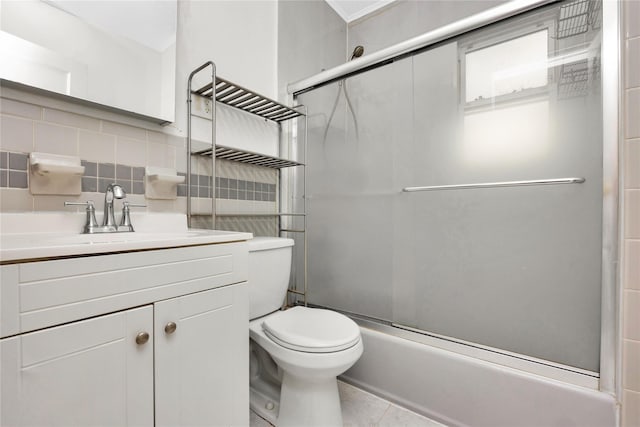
left=164, top=322, right=177, bottom=335
left=135, top=331, right=150, bottom=345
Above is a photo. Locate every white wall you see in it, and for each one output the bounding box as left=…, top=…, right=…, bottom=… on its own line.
left=173, top=0, right=279, bottom=157
left=176, top=0, right=277, bottom=102
left=277, top=0, right=346, bottom=102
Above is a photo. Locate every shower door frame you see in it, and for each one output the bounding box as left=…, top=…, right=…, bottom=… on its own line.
left=288, top=0, right=621, bottom=394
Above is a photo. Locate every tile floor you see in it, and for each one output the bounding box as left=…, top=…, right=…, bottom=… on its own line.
left=250, top=380, right=445, bottom=427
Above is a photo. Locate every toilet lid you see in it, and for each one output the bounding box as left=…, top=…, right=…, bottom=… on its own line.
left=262, top=306, right=361, bottom=353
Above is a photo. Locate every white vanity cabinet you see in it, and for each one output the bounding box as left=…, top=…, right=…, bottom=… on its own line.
left=0, top=241, right=249, bottom=427
left=1, top=306, right=155, bottom=426
left=154, top=283, right=248, bottom=427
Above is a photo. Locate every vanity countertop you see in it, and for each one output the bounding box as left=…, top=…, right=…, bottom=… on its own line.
left=0, top=212, right=253, bottom=263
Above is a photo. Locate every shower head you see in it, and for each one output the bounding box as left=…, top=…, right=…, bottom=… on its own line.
left=350, top=45, right=364, bottom=60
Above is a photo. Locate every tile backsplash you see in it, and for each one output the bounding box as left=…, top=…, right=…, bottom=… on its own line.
left=1, top=89, right=182, bottom=212
left=0, top=89, right=279, bottom=220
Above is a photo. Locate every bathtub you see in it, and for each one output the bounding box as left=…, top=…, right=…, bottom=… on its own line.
left=341, top=326, right=618, bottom=427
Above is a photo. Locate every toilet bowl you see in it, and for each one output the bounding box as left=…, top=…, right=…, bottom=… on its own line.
left=248, top=237, right=363, bottom=426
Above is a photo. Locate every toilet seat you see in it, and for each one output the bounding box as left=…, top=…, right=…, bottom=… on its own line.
left=262, top=306, right=360, bottom=353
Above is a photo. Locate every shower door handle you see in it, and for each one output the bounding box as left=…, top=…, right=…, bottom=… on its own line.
left=402, top=177, right=585, bottom=192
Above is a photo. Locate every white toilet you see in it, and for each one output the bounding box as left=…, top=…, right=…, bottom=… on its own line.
left=248, top=237, right=363, bottom=427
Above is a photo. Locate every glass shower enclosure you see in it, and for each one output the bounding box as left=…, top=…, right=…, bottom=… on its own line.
left=294, top=0, right=604, bottom=374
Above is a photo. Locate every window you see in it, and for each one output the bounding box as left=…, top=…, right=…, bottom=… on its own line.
left=464, top=29, right=549, bottom=103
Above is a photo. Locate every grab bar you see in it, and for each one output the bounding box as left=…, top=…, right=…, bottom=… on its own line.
left=402, top=177, right=585, bottom=192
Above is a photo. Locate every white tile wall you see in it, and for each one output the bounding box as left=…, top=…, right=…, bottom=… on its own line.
left=624, top=340, right=640, bottom=391
left=1, top=115, right=34, bottom=152
left=622, top=1, right=640, bottom=426
left=623, top=390, right=640, bottom=427
left=624, top=290, right=640, bottom=341
left=0, top=90, right=185, bottom=213
left=626, top=88, right=640, bottom=139
left=78, top=130, right=117, bottom=163
left=115, top=136, right=147, bottom=167
left=626, top=240, right=640, bottom=290
left=625, top=0, right=640, bottom=39
left=0, top=98, right=41, bottom=120
left=102, top=120, right=147, bottom=140
left=34, top=122, right=78, bottom=156
left=627, top=37, right=640, bottom=89
left=626, top=140, right=640, bottom=188
left=42, top=108, right=101, bottom=131
left=626, top=190, right=640, bottom=239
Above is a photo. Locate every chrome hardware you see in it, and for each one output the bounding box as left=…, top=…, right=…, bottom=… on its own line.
left=135, top=331, right=150, bottom=345
left=64, top=201, right=99, bottom=234
left=65, top=183, right=144, bottom=234
left=164, top=322, right=177, bottom=335
left=119, top=201, right=147, bottom=232
left=402, top=177, right=586, bottom=193
left=103, top=183, right=126, bottom=229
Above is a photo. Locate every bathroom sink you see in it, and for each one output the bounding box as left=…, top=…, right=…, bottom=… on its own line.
left=0, top=213, right=252, bottom=262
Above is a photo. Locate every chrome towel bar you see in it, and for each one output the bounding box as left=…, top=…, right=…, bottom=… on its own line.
left=402, top=177, right=585, bottom=192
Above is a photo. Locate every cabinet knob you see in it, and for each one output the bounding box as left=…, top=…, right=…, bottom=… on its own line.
left=164, top=322, right=177, bottom=335
left=135, top=331, right=150, bottom=345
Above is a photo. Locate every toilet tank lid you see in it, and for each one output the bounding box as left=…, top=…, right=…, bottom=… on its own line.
left=248, top=237, right=294, bottom=251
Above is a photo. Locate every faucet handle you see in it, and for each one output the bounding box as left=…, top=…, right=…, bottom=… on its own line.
left=119, top=201, right=147, bottom=231
left=64, top=201, right=99, bottom=234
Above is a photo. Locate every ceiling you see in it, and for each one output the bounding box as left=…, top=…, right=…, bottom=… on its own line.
left=325, top=0, right=396, bottom=23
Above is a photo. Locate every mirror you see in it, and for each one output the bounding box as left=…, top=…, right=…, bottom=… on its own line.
left=0, top=0, right=176, bottom=123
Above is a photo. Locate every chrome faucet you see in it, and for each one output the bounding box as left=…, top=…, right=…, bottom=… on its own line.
left=103, top=183, right=126, bottom=229
left=65, top=182, right=146, bottom=233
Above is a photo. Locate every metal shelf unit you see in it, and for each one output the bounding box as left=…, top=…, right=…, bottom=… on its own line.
left=187, top=61, right=308, bottom=304
left=192, top=144, right=303, bottom=169
left=193, top=76, right=305, bottom=123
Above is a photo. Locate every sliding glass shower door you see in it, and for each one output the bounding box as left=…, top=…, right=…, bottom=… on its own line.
left=297, top=0, right=603, bottom=373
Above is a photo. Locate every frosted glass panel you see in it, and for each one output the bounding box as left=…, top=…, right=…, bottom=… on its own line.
left=297, top=0, right=602, bottom=372
left=300, top=58, right=413, bottom=320
left=462, top=100, right=550, bottom=165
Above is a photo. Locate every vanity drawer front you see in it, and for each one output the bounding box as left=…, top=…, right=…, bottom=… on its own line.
left=1, top=242, right=248, bottom=337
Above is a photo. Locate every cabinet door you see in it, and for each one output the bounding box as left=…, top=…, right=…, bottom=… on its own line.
left=0, top=306, right=153, bottom=427
left=155, top=283, right=249, bottom=427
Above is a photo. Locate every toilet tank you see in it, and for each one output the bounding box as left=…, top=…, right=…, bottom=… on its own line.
left=248, top=237, right=294, bottom=320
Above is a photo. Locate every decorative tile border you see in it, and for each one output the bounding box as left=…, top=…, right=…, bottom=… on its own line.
left=0, top=151, right=28, bottom=189
left=80, top=160, right=145, bottom=195
left=218, top=177, right=276, bottom=201
left=0, top=150, right=147, bottom=195
left=1, top=150, right=278, bottom=202
left=177, top=173, right=276, bottom=201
